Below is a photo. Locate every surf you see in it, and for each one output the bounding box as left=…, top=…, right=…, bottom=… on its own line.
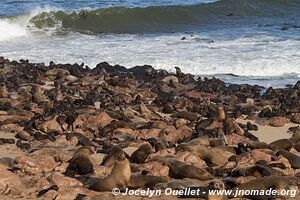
left=0, top=0, right=299, bottom=40
left=28, top=0, right=300, bottom=34
left=0, top=18, right=28, bottom=41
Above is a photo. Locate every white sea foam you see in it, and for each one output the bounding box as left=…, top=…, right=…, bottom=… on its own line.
left=0, top=18, right=28, bottom=41
left=0, top=31, right=299, bottom=78
left=0, top=6, right=61, bottom=42
left=0, top=9, right=299, bottom=87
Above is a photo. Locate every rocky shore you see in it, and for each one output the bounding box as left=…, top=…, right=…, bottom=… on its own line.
left=0, top=57, right=300, bottom=199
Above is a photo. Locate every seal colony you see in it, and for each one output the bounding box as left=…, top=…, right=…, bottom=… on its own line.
left=0, top=57, right=300, bottom=199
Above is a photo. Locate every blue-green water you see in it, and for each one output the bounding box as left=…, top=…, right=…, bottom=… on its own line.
left=1, top=0, right=215, bottom=16
left=0, top=0, right=300, bottom=87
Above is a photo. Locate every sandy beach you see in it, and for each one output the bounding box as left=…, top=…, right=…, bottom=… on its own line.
left=237, top=119, right=295, bottom=144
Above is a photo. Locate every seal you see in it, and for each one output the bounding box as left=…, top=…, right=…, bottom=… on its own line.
left=56, top=114, right=67, bottom=132
left=176, top=144, right=228, bottom=167
left=246, top=141, right=269, bottom=150
left=207, top=179, right=227, bottom=200
left=175, top=136, right=210, bottom=152
left=66, top=132, right=93, bottom=147
left=266, top=162, right=286, bottom=170
left=65, top=110, right=78, bottom=132
left=164, top=158, right=214, bottom=181
left=128, top=175, right=168, bottom=189
left=16, top=139, right=31, bottom=151
left=178, top=179, right=227, bottom=200
left=146, top=137, right=170, bottom=152
left=217, top=106, right=226, bottom=121
left=243, top=130, right=258, bottom=141
left=0, top=157, right=14, bottom=168
left=65, top=146, right=94, bottom=177
left=269, top=139, right=293, bottom=152
left=101, top=146, right=129, bottom=167
left=230, top=148, right=276, bottom=164
left=15, top=128, right=32, bottom=141
left=216, top=128, right=228, bottom=145
left=290, top=130, right=300, bottom=144
left=89, top=153, right=131, bottom=192
left=224, top=118, right=237, bottom=135
left=247, top=121, right=258, bottom=131
left=0, top=138, right=15, bottom=145
left=276, top=150, right=300, bottom=169
left=294, top=141, right=300, bottom=152
left=32, top=85, right=49, bottom=104
left=172, top=111, right=199, bottom=122
left=230, top=164, right=271, bottom=177
left=37, top=185, right=59, bottom=197
left=0, top=83, right=9, bottom=98
left=101, top=120, right=134, bottom=137
left=234, top=142, right=248, bottom=155
left=130, top=143, right=153, bottom=164
left=231, top=176, right=300, bottom=199
left=33, top=132, right=56, bottom=142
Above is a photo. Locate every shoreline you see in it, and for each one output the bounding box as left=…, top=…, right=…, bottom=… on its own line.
left=0, top=57, right=300, bottom=199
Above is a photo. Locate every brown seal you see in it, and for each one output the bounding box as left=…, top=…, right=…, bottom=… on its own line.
left=290, top=130, right=300, bottom=144
left=176, top=144, right=228, bottom=167
left=101, top=146, right=129, bottom=167
left=16, top=139, right=31, bottom=151
left=276, top=150, right=300, bottom=169
left=33, top=132, right=56, bottom=142
left=130, top=143, right=153, bottom=164
left=0, top=138, right=15, bottom=144
left=231, top=176, right=300, bottom=199
left=234, top=142, right=248, bottom=155
left=164, top=158, right=214, bottom=181
left=37, top=185, right=59, bottom=198
left=246, top=141, right=269, bottom=150
left=230, top=164, right=271, bottom=177
left=146, top=137, right=169, bottom=152
left=269, top=139, right=293, bottom=152
left=294, top=141, right=300, bottom=152
left=172, top=111, right=199, bottom=121
left=207, top=179, right=228, bottom=200
left=217, top=106, right=226, bottom=121
left=32, top=85, right=49, bottom=104
left=65, top=146, right=94, bottom=177
left=175, top=136, right=210, bottom=152
left=0, top=83, right=9, bottom=98
left=89, top=153, right=131, bottom=192
left=128, top=175, right=168, bottom=189
left=0, top=157, right=14, bottom=168
left=178, top=179, right=227, bottom=200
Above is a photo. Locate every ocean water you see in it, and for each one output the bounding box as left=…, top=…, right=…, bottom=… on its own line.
left=0, top=0, right=300, bottom=88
